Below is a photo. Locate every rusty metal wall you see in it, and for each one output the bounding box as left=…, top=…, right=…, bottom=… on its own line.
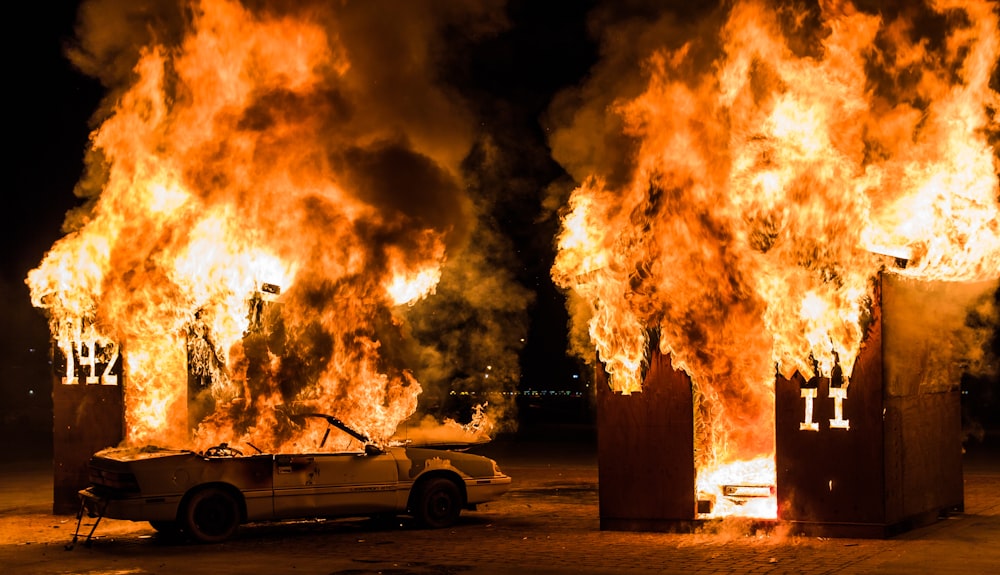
left=597, top=351, right=696, bottom=531
left=776, top=274, right=965, bottom=537
left=596, top=272, right=969, bottom=537
left=880, top=274, right=967, bottom=524
left=51, top=342, right=124, bottom=515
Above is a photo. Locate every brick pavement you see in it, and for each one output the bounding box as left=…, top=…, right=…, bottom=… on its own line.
left=0, top=435, right=997, bottom=575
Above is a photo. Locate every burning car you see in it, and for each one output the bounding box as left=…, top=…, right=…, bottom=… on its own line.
left=73, top=413, right=511, bottom=544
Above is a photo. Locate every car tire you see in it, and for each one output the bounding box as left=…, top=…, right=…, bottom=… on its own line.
left=182, top=486, right=241, bottom=543
left=412, top=477, right=462, bottom=529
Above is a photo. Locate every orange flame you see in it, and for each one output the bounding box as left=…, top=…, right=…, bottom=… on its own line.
left=551, top=0, right=999, bottom=518
left=27, top=0, right=501, bottom=451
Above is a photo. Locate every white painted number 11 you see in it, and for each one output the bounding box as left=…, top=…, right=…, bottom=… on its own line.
left=800, top=383, right=850, bottom=431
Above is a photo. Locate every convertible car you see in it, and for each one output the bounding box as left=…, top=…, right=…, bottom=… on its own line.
left=74, top=414, right=511, bottom=544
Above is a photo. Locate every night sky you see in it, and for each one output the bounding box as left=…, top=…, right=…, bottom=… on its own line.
left=5, top=2, right=104, bottom=424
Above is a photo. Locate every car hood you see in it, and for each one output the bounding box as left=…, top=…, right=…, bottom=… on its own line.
left=92, top=445, right=197, bottom=462
left=93, top=444, right=498, bottom=466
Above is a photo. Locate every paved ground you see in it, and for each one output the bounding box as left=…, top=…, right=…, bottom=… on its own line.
left=1, top=427, right=998, bottom=575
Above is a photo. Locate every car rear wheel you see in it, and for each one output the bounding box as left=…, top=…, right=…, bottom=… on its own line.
left=412, top=477, right=462, bottom=528
left=182, top=486, right=241, bottom=543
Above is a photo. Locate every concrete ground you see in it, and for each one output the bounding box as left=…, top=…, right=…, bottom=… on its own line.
left=1, top=426, right=998, bottom=575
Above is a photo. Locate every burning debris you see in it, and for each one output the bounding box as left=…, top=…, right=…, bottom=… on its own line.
left=29, top=0, right=528, bottom=457
left=550, top=0, right=1000, bottom=521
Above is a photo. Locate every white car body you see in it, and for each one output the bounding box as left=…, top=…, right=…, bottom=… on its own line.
left=78, top=415, right=511, bottom=542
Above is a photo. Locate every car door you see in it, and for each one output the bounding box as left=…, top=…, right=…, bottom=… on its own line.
left=272, top=450, right=399, bottom=519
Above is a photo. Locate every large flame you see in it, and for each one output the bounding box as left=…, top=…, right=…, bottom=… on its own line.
left=28, top=0, right=518, bottom=452
left=551, top=0, right=1000, bottom=517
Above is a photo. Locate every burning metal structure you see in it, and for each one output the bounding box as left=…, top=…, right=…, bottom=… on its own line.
left=552, top=0, right=1000, bottom=537
left=598, top=272, right=992, bottom=536
left=774, top=274, right=991, bottom=536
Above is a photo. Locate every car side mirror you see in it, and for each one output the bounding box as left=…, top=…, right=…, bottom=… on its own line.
left=364, top=444, right=384, bottom=456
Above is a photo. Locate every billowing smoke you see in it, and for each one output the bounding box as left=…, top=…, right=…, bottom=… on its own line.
left=29, top=0, right=531, bottom=450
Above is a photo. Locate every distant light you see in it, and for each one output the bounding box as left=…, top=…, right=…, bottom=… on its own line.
left=486, top=365, right=492, bottom=370
left=519, top=338, right=525, bottom=343
left=28, top=389, right=35, bottom=396
left=572, top=374, right=579, bottom=379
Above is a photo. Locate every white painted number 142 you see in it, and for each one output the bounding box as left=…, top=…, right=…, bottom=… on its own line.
left=62, top=341, right=119, bottom=386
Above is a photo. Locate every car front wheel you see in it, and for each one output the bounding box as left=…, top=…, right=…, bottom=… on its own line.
left=182, top=486, right=241, bottom=543
left=412, top=477, right=462, bottom=528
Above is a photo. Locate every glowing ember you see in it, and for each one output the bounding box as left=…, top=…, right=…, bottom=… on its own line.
left=551, top=0, right=1000, bottom=519
left=28, top=0, right=521, bottom=453
left=697, top=457, right=776, bottom=519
